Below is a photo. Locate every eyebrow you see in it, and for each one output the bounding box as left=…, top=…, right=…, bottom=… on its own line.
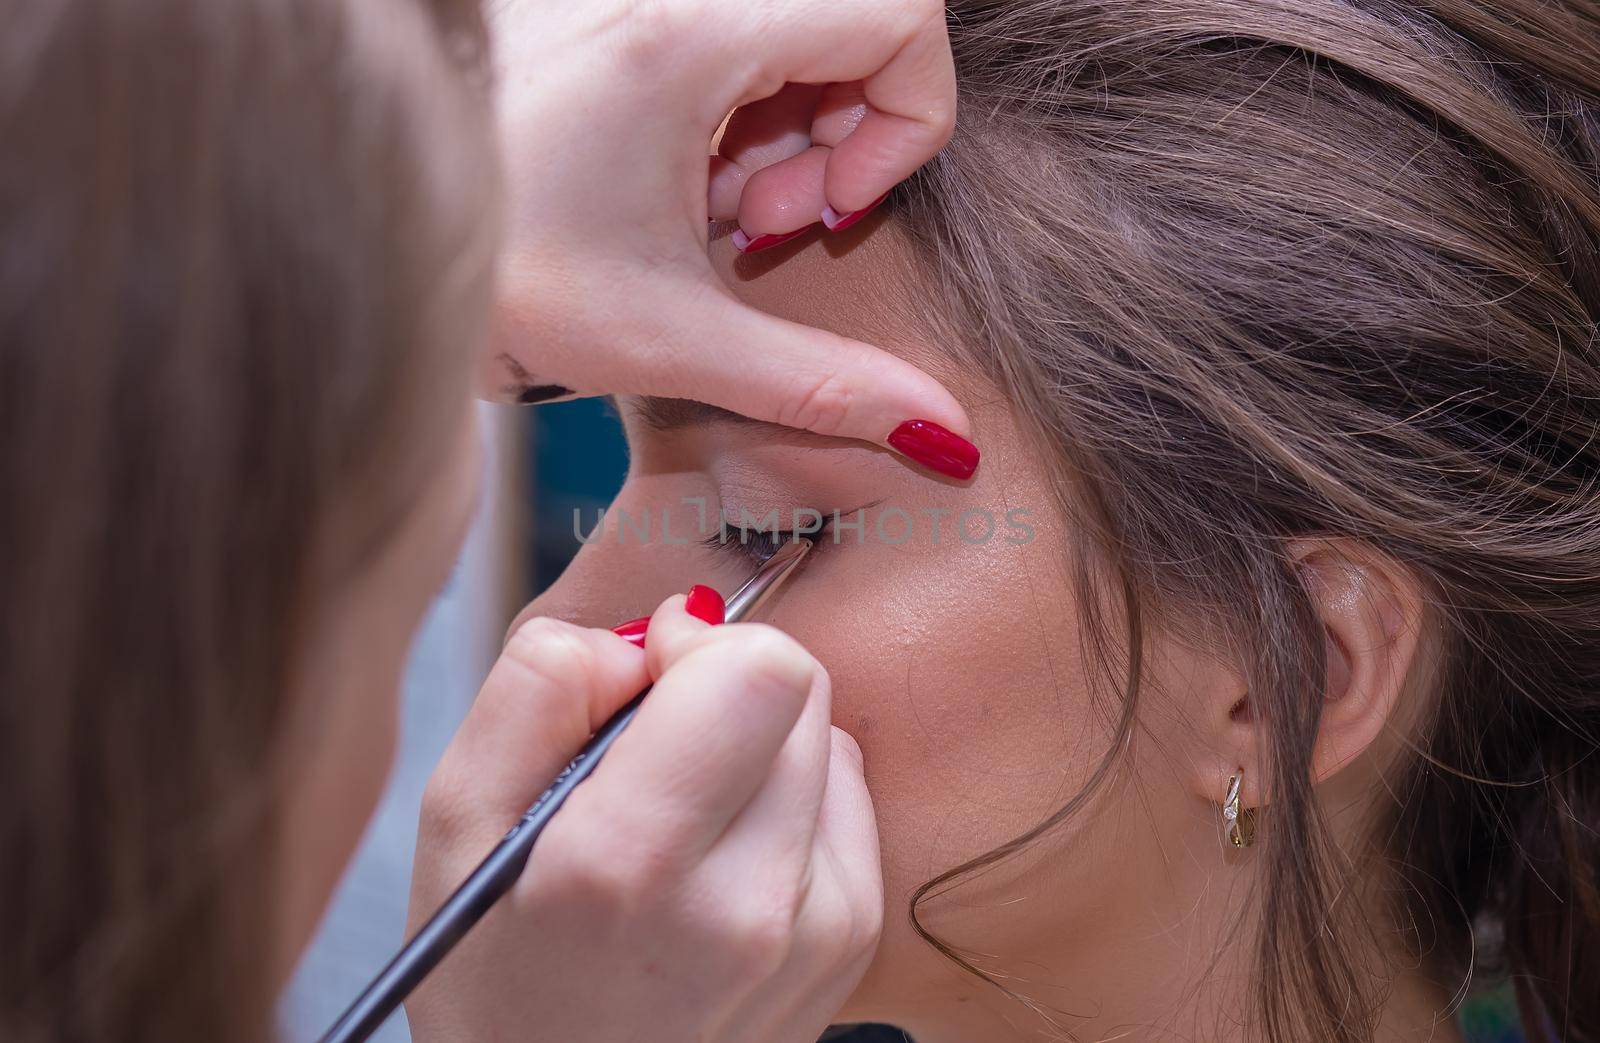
left=624, top=397, right=864, bottom=454
left=628, top=396, right=789, bottom=436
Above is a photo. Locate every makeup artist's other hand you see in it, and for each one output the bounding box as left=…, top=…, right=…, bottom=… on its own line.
left=408, top=596, right=883, bottom=1043
left=489, top=0, right=981, bottom=481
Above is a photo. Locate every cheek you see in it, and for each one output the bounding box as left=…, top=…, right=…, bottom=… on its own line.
left=774, top=523, right=1109, bottom=894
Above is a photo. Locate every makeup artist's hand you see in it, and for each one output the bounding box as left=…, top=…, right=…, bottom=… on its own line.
left=489, top=0, right=982, bottom=481
left=407, top=595, right=883, bottom=1042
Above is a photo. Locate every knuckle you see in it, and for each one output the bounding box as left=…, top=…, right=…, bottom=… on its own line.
left=729, top=621, right=799, bottom=660
left=726, top=900, right=796, bottom=975
left=772, top=370, right=855, bottom=438
left=717, top=624, right=825, bottom=699
left=810, top=879, right=882, bottom=966
left=417, top=771, right=483, bottom=847
left=572, top=854, right=646, bottom=907
left=502, top=616, right=597, bottom=689
left=504, top=613, right=580, bottom=654
left=830, top=727, right=865, bottom=772
left=415, top=779, right=498, bottom=886
left=534, top=844, right=627, bottom=915
left=537, top=835, right=661, bottom=914
left=597, top=0, right=696, bottom=72
left=418, top=774, right=458, bottom=825
left=744, top=621, right=813, bottom=666
left=689, top=620, right=789, bottom=664
left=847, top=890, right=885, bottom=957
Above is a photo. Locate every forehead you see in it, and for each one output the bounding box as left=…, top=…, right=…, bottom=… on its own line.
left=708, top=221, right=944, bottom=374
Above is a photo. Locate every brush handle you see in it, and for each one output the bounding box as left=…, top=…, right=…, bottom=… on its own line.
left=316, top=687, right=649, bottom=1043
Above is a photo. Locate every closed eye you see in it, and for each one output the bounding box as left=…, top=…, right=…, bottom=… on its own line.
left=702, top=518, right=829, bottom=567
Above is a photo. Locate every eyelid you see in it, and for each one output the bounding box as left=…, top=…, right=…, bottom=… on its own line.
left=702, top=499, right=877, bottom=567
left=702, top=523, right=802, bottom=566
left=703, top=515, right=830, bottom=567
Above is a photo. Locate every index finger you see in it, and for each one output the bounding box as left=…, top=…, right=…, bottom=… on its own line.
left=491, top=262, right=981, bottom=479
left=578, top=614, right=826, bottom=862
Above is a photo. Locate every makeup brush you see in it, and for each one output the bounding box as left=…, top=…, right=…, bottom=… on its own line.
left=318, top=537, right=814, bottom=1043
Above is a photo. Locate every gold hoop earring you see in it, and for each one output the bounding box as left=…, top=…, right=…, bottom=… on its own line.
left=1223, top=771, right=1254, bottom=848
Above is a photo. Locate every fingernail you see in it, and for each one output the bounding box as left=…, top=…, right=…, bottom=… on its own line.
left=886, top=419, right=980, bottom=480
left=611, top=616, right=650, bottom=648
left=612, top=586, right=724, bottom=648
left=821, top=192, right=888, bottom=232
left=731, top=226, right=811, bottom=254
left=685, top=584, right=726, bottom=625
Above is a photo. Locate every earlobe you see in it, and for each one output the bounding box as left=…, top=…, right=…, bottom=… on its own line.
left=1181, top=653, right=1258, bottom=832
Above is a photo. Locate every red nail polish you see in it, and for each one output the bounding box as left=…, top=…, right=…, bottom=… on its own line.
left=731, top=226, right=811, bottom=254
left=684, top=584, right=726, bottom=625
left=612, top=586, right=723, bottom=647
left=821, top=192, right=888, bottom=232
left=887, top=419, right=980, bottom=480
left=611, top=616, right=650, bottom=648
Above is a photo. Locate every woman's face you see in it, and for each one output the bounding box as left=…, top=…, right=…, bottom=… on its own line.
left=520, top=222, right=1242, bottom=1032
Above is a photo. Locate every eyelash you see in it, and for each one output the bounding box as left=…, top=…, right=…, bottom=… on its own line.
left=702, top=517, right=829, bottom=566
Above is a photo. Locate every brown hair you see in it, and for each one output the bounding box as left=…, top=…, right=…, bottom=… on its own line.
left=0, top=0, right=497, bottom=1038
left=895, top=0, right=1600, bottom=1039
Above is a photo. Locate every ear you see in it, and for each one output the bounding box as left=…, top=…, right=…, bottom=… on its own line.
left=1190, top=538, right=1426, bottom=813
left=1292, top=539, right=1426, bottom=786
